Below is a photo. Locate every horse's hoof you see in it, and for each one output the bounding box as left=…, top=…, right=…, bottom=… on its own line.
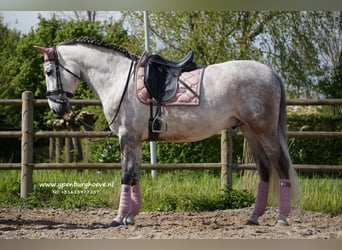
left=246, top=213, right=259, bottom=225
left=108, top=215, right=125, bottom=227
left=108, top=214, right=135, bottom=227
left=276, top=219, right=290, bottom=226
left=108, top=220, right=123, bottom=227
left=246, top=219, right=259, bottom=226
left=124, top=214, right=135, bottom=225
left=276, top=214, right=290, bottom=226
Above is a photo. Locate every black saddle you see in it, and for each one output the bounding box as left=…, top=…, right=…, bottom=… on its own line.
left=148, top=50, right=195, bottom=68
left=144, top=50, right=197, bottom=102
left=143, top=51, right=197, bottom=140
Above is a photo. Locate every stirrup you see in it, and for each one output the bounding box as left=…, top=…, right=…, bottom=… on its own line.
left=151, top=114, right=167, bottom=133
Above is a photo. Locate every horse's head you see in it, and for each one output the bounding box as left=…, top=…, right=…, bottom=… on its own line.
left=34, top=45, right=81, bottom=116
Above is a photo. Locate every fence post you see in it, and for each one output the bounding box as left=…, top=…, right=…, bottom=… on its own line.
left=49, top=137, right=55, bottom=161
left=21, top=91, right=33, bottom=198
left=221, top=129, right=233, bottom=189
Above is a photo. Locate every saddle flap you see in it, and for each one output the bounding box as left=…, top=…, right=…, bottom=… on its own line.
left=144, top=60, right=167, bottom=100
left=144, top=57, right=181, bottom=102
left=143, top=51, right=197, bottom=102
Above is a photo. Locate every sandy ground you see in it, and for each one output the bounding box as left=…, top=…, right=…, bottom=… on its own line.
left=0, top=207, right=341, bottom=239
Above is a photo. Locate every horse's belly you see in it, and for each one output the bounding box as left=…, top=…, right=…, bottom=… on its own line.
left=155, top=113, right=238, bottom=142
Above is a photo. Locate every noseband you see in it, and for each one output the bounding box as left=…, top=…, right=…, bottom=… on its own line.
left=45, top=46, right=81, bottom=103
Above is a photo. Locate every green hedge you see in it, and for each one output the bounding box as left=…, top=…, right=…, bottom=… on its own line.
left=287, top=114, right=342, bottom=165
left=89, top=113, right=341, bottom=166
left=88, top=136, right=245, bottom=165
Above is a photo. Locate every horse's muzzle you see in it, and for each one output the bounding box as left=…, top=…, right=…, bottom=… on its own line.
left=48, top=96, right=71, bottom=116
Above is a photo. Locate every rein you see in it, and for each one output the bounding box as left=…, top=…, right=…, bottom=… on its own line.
left=78, top=60, right=135, bottom=133
left=77, top=60, right=135, bottom=143
left=106, top=60, right=135, bottom=130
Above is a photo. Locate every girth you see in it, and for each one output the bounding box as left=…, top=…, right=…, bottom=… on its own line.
left=143, top=51, right=198, bottom=140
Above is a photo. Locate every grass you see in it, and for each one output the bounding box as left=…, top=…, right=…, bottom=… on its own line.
left=140, top=170, right=254, bottom=211
left=235, top=170, right=342, bottom=214
left=297, top=174, right=342, bottom=214
left=0, top=169, right=341, bottom=214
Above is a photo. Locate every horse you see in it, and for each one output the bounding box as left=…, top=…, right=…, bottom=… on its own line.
left=34, top=38, right=300, bottom=227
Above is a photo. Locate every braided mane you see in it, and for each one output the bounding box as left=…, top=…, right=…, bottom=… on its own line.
left=58, top=38, right=139, bottom=61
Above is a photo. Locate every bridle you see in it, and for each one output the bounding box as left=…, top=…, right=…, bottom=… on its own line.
left=45, top=45, right=136, bottom=130
left=44, top=46, right=81, bottom=104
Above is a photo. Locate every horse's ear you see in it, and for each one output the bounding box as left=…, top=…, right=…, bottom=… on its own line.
left=33, top=46, right=55, bottom=61
left=33, top=46, right=54, bottom=56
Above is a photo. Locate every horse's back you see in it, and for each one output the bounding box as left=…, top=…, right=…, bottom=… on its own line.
left=202, top=60, right=283, bottom=130
left=202, top=60, right=282, bottom=106
left=204, top=60, right=279, bottom=88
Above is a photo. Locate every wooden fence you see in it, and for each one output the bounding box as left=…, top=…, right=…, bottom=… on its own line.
left=1, top=91, right=342, bottom=198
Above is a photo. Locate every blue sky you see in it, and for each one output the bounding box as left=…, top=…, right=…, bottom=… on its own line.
left=1, top=11, right=121, bottom=34
left=1, top=11, right=51, bottom=33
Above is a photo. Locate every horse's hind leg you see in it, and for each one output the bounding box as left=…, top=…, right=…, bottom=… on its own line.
left=273, top=142, right=292, bottom=226
left=241, top=129, right=271, bottom=225
left=258, top=134, right=292, bottom=226
left=241, top=126, right=294, bottom=226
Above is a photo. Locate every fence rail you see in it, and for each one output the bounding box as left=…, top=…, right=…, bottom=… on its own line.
left=1, top=162, right=341, bottom=172
left=1, top=91, right=342, bottom=198
left=1, top=130, right=342, bottom=139
left=2, top=98, right=342, bottom=106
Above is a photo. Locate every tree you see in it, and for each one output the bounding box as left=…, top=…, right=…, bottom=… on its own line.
left=123, top=11, right=278, bottom=65
left=260, top=11, right=341, bottom=98
left=316, top=12, right=342, bottom=101
left=55, top=11, right=115, bottom=23
left=0, top=15, right=20, bottom=96
left=0, top=15, right=21, bottom=128
left=0, top=16, right=21, bottom=162
left=318, top=52, right=342, bottom=116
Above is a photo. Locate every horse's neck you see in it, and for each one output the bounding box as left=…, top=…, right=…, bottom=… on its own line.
left=76, top=47, right=133, bottom=122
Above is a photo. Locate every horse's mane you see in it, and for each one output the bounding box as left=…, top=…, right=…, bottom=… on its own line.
left=58, top=38, right=139, bottom=61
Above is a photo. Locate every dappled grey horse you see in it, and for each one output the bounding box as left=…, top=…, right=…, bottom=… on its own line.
left=34, top=38, right=300, bottom=227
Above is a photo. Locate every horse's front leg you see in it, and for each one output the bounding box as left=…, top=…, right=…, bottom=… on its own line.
left=110, top=135, right=142, bottom=227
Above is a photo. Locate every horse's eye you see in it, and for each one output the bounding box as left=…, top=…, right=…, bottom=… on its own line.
left=45, top=69, right=53, bottom=76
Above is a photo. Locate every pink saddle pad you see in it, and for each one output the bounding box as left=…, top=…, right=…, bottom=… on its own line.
left=135, top=51, right=205, bottom=106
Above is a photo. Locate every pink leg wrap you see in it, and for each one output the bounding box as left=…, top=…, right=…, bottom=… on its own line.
left=279, top=179, right=291, bottom=216
left=131, top=183, right=141, bottom=215
left=253, top=181, right=269, bottom=216
left=118, top=184, right=132, bottom=216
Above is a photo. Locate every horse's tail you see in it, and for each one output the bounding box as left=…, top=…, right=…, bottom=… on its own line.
left=268, top=74, right=301, bottom=206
